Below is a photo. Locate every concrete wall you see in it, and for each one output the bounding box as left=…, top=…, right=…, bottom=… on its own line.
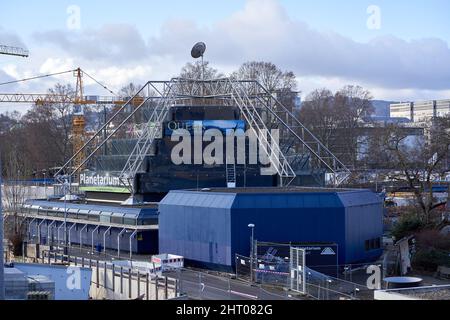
left=89, top=265, right=176, bottom=300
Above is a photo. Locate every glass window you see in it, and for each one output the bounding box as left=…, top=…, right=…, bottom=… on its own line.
left=68, top=213, right=78, bottom=220
left=124, top=218, right=136, bottom=226
left=47, top=210, right=57, bottom=217
left=111, top=216, right=123, bottom=225
left=78, top=214, right=88, bottom=221
left=56, top=211, right=65, bottom=218
left=365, top=240, right=370, bottom=251
left=139, top=218, right=157, bottom=226
left=88, top=215, right=100, bottom=222
left=100, top=215, right=111, bottom=223
left=366, top=238, right=381, bottom=251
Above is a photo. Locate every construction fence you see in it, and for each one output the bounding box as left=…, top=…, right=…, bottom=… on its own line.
left=236, top=241, right=379, bottom=300
left=172, top=268, right=298, bottom=300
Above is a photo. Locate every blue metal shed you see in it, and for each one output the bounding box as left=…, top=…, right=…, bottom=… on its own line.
left=159, top=188, right=383, bottom=270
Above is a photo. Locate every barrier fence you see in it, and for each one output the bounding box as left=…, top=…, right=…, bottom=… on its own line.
left=19, top=249, right=177, bottom=300
left=235, top=251, right=377, bottom=300
left=172, top=268, right=298, bottom=300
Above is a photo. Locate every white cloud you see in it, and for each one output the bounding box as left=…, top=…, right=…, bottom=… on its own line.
left=39, top=57, right=75, bottom=74
left=0, top=27, right=27, bottom=48
left=34, top=24, right=149, bottom=65
left=148, top=0, right=450, bottom=93
left=1, top=0, right=450, bottom=102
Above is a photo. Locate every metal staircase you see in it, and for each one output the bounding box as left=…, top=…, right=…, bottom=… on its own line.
left=118, top=81, right=179, bottom=192
left=54, top=81, right=161, bottom=182
left=228, top=80, right=297, bottom=187
left=226, top=79, right=351, bottom=187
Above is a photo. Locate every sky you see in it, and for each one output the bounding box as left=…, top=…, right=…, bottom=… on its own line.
left=1, top=0, right=450, bottom=112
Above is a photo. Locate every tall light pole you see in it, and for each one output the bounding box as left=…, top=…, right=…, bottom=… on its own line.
left=248, top=223, right=255, bottom=284
left=43, top=170, right=46, bottom=197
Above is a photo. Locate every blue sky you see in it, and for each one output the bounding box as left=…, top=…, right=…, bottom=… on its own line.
left=2, top=0, right=449, bottom=42
left=1, top=0, right=450, bottom=103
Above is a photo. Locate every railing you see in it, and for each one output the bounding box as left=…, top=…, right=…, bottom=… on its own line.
left=33, top=250, right=177, bottom=300
left=235, top=253, right=377, bottom=300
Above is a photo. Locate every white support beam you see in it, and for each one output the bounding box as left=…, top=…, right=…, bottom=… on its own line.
left=79, top=224, right=88, bottom=249
left=28, top=217, right=37, bottom=241
left=57, top=222, right=66, bottom=246
left=47, top=221, right=56, bottom=246
left=68, top=223, right=77, bottom=248
left=117, top=228, right=127, bottom=258
left=129, top=230, right=137, bottom=260
left=91, top=225, right=100, bottom=253
left=37, top=219, right=47, bottom=244
left=103, top=226, right=112, bottom=255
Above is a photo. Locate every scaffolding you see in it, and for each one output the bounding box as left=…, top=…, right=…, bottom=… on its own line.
left=56, top=78, right=351, bottom=192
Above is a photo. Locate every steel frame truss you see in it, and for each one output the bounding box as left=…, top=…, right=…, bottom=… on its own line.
left=55, top=77, right=350, bottom=190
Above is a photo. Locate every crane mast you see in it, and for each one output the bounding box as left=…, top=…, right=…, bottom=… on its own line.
left=73, top=68, right=86, bottom=174
left=0, top=67, right=129, bottom=182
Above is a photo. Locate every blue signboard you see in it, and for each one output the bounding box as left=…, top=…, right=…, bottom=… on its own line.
left=295, top=244, right=339, bottom=276
left=165, top=120, right=246, bottom=136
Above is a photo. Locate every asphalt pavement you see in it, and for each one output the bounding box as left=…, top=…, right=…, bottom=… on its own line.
left=164, top=269, right=302, bottom=300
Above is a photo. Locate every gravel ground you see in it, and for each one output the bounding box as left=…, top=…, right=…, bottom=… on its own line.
left=409, top=289, right=450, bottom=300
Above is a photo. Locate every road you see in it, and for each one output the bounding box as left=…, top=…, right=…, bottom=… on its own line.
left=164, top=269, right=301, bottom=301
left=40, top=247, right=303, bottom=300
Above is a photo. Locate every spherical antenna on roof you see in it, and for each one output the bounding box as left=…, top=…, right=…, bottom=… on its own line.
left=191, top=42, right=206, bottom=59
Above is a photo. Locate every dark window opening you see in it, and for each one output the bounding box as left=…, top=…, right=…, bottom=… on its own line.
left=365, top=237, right=381, bottom=251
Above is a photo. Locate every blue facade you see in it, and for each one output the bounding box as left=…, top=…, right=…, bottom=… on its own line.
left=159, top=188, right=383, bottom=270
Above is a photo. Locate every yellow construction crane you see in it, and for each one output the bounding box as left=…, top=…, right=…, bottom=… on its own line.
left=72, top=68, right=87, bottom=174
left=0, top=67, right=140, bottom=180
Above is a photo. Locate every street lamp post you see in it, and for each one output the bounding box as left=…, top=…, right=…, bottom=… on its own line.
left=63, top=176, right=69, bottom=256
left=43, top=171, right=47, bottom=197
left=248, top=224, right=255, bottom=284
